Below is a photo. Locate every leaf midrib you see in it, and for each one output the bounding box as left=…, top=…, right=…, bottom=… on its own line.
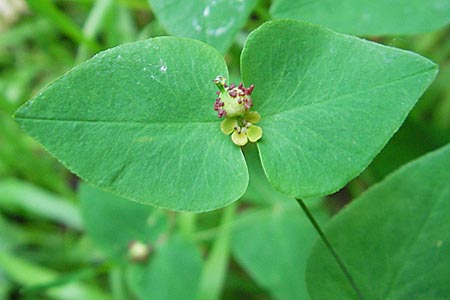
left=14, top=116, right=218, bottom=126
left=263, top=65, right=436, bottom=119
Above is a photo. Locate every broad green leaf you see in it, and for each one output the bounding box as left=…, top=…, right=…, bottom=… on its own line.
left=79, top=183, right=168, bottom=256
left=127, top=235, right=203, bottom=300
left=241, top=20, right=437, bottom=199
left=271, top=0, right=450, bottom=36
left=306, top=143, right=450, bottom=300
left=232, top=200, right=328, bottom=300
left=149, top=0, right=258, bottom=53
left=15, top=37, right=248, bottom=212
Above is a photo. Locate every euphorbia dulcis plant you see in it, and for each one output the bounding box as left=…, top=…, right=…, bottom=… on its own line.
left=14, top=20, right=437, bottom=212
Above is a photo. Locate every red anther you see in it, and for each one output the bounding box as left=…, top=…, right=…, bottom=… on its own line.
left=229, top=90, right=237, bottom=97
left=237, top=99, right=242, bottom=104
left=238, top=83, right=243, bottom=89
left=229, top=83, right=236, bottom=89
left=216, top=91, right=220, bottom=95
left=220, top=102, right=224, bottom=106
left=246, top=84, right=254, bottom=95
left=218, top=109, right=227, bottom=118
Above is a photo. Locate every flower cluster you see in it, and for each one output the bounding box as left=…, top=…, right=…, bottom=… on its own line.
left=213, top=76, right=254, bottom=118
left=213, top=76, right=262, bottom=146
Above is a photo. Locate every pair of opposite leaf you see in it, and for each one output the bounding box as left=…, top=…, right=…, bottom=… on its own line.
left=14, top=20, right=438, bottom=212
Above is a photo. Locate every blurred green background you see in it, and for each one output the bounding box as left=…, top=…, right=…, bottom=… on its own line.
left=0, top=0, right=449, bottom=299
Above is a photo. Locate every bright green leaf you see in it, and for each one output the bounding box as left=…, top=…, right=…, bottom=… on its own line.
left=271, top=0, right=450, bottom=36
left=232, top=200, right=328, bottom=300
left=15, top=37, right=248, bottom=212
left=149, top=0, right=258, bottom=53
left=241, top=20, right=437, bottom=199
left=306, top=143, right=450, bottom=300
left=127, top=235, right=203, bottom=300
left=79, top=183, right=168, bottom=256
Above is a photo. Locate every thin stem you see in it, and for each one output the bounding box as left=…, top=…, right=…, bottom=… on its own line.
left=296, top=198, right=364, bottom=300
left=178, top=212, right=197, bottom=239
left=197, top=203, right=236, bottom=300
left=109, top=266, right=126, bottom=300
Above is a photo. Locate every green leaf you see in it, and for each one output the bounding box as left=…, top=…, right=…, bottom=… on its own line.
left=127, top=235, right=203, bottom=300
left=232, top=200, right=328, bottom=300
left=149, top=0, right=258, bottom=53
left=271, top=0, right=450, bottom=36
left=241, top=20, right=437, bottom=199
left=306, top=143, right=450, bottom=300
left=79, top=183, right=168, bottom=256
left=15, top=37, right=248, bottom=212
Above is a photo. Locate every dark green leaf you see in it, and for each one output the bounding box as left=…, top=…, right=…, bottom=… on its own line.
left=306, top=143, right=450, bottom=300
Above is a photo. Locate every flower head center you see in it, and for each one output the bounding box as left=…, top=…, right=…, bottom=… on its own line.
left=213, top=76, right=262, bottom=146
left=213, top=75, right=254, bottom=118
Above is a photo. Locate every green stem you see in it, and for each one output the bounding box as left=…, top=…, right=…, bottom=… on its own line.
left=296, top=198, right=364, bottom=300
left=197, top=203, right=236, bottom=300
left=178, top=212, right=197, bottom=239
left=109, top=266, right=127, bottom=300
